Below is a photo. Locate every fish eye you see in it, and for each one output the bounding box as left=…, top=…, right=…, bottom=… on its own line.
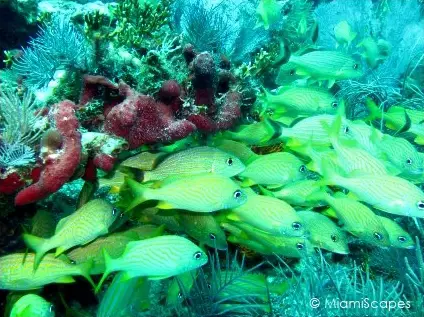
left=299, top=165, right=306, bottom=173
left=331, top=234, right=338, bottom=242
left=70, top=259, right=76, bottom=265
left=292, top=222, right=302, bottom=230
left=178, top=292, right=183, bottom=299
left=233, top=190, right=243, bottom=199
left=343, top=125, right=350, bottom=134
left=193, top=251, right=203, bottom=260
left=289, top=69, right=295, bottom=76
left=331, top=101, right=338, bottom=108
left=226, top=158, right=233, bottom=166
left=112, top=207, right=118, bottom=216
left=296, top=243, right=304, bottom=250
left=406, top=158, right=413, bottom=165
left=49, top=305, right=54, bottom=312
left=373, top=232, right=383, bottom=240
left=353, top=63, right=359, bottom=70
left=417, top=201, right=424, bottom=210
left=398, top=236, right=407, bottom=243
left=207, top=283, right=212, bottom=289
left=209, top=233, right=216, bottom=240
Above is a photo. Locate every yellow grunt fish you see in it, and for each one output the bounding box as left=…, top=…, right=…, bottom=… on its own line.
left=239, top=152, right=307, bottom=187
left=95, top=235, right=208, bottom=293
left=298, top=210, right=349, bottom=254
left=0, top=253, right=94, bottom=290
left=260, top=86, right=339, bottom=117
left=377, top=216, right=415, bottom=249
left=142, top=146, right=245, bottom=182
left=23, top=199, right=119, bottom=269
left=308, top=192, right=391, bottom=247
left=10, top=294, right=54, bottom=317
left=227, top=192, right=305, bottom=236
left=126, top=174, right=247, bottom=212
left=320, top=163, right=424, bottom=218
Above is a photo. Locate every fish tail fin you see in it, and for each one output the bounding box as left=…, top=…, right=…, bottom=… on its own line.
left=95, top=249, right=115, bottom=294
left=22, top=233, right=49, bottom=270
left=273, top=38, right=291, bottom=68
left=124, top=177, right=151, bottom=212
left=364, top=98, right=382, bottom=122
left=258, top=185, right=275, bottom=197
left=317, top=161, right=341, bottom=186
left=306, top=191, right=330, bottom=203
left=261, top=118, right=284, bottom=143
left=78, top=260, right=95, bottom=289
left=323, top=115, right=342, bottom=142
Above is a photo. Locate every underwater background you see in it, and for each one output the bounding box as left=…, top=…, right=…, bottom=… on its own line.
left=1, top=0, right=424, bottom=316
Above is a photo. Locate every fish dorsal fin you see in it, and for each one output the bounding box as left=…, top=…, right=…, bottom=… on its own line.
left=396, top=110, right=412, bottom=134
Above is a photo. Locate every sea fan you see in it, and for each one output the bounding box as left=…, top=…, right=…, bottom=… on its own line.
left=273, top=253, right=409, bottom=317
left=0, top=89, right=45, bottom=145
left=172, top=0, right=267, bottom=62
left=0, top=142, right=35, bottom=168
left=314, top=0, right=376, bottom=50
left=175, top=249, right=270, bottom=316
left=13, top=14, right=91, bottom=89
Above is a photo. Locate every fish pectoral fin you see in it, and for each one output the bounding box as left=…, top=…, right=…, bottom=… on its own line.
left=226, top=213, right=241, bottom=221
left=414, top=135, right=424, bottom=145
left=56, top=276, right=76, bottom=284
left=157, top=201, right=175, bottom=210
left=240, top=178, right=256, bottom=187
left=148, top=274, right=174, bottom=280
left=55, top=246, right=68, bottom=257
left=327, top=79, right=336, bottom=88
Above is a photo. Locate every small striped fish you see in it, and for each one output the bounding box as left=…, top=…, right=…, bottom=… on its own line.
left=23, top=199, right=119, bottom=269
left=10, top=294, right=54, bottom=317
left=298, top=211, right=349, bottom=254
left=377, top=216, right=415, bottom=249
left=261, top=86, right=339, bottom=116
left=377, top=135, right=424, bottom=177
left=269, top=180, right=323, bottom=206
left=311, top=192, right=390, bottom=248
left=95, top=235, right=208, bottom=293
left=289, top=51, right=363, bottom=80
left=0, top=253, right=93, bottom=290
left=228, top=193, right=305, bottom=236
left=67, top=225, right=164, bottom=275
left=324, top=115, right=388, bottom=175
left=143, top=146, right=245, bottom=182
left=126, top=174, right=247, bottom=212
left=322, top=167, right=424, bottom=218
left=225, top=222, right=312, bottom=258
left=97, top=273, right=150, bottom=317
left=240, top=152, right=307, bottom=186
left=179, top=212, right=227, bottom=250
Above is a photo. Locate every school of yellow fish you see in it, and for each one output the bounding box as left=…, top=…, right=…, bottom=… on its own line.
left=1, top=11, right=424, bottom=317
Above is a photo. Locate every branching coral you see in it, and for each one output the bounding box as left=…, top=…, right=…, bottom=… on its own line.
left=108, top=0, right=172, bottom=49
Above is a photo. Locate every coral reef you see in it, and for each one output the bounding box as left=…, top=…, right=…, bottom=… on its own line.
left=14, top=100, right=82, bottom=205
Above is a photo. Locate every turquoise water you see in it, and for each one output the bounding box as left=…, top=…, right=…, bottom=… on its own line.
left=0, top=0, right=424, bottom=316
